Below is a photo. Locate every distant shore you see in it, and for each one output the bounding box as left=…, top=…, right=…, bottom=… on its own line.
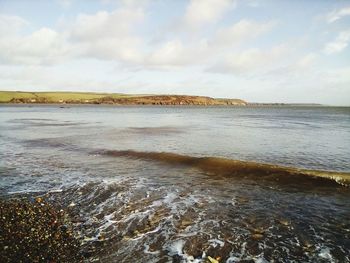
left=0, top=91, right=325, bottom=106
left=0, top=91, right=247, bottom=106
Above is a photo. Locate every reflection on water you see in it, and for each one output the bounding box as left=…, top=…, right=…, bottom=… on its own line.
left=0, top=105, right=350, bottom=262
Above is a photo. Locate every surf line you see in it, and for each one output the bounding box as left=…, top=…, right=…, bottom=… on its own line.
left=97, top=150, right=350, bottom=187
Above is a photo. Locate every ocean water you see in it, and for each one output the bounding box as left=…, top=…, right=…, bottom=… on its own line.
left=0, top=105, right=350, bottom=262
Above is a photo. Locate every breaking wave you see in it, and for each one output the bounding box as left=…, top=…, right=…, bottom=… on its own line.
left=98, top=150, right=350, bottom=187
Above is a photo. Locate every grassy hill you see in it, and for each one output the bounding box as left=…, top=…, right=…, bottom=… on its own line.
left=0, top=91, right=247, bottom=106
left=0, top=91, right=133, bottom=103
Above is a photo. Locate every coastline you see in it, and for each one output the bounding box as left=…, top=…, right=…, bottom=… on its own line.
left=0, top=91, right=329, bottom=106
left=0, top=103, right=340, bottom=109
left=0, top=91, right=247, bottom=106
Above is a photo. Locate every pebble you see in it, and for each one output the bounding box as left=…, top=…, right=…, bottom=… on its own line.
left=0, top=198, right=82, bottom=262
left=252, top=233, right=264, bottom=240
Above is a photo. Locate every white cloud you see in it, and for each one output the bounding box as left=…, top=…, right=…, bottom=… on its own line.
left=208, top=45, right=287, bottom=74
left=0, top=2, right=274, bottom=70
left=0, top=1, right=349, bottom=105
left=142, top=19, right=275, bottom=69
left=0, top=27, right=72, bottom=65
left=183, top=0, right=234, bottom=30
left=0, top=15, right=28, bottom=35
left=212, top=19, right=275, bottom=47
left=144, top=39, right=210, bottom=69
left=70, top=8, right=143, bottom=41
left=0, top=6, right=145, bottom=65
left=262, top=52, right=318, bottom=80
left=323, top=30, right=350, bottom=54
left=0, top=2, right=276, bottom=71
left=326, top=6, right=350, bottom=23
left=68, top=7, right=144, bottom=62
left=145, top=40, right=189, bottom=67
left=100, top=0, right=149, bottom=6
left=295, top=53, right=317, bottom=68
left=0, top=65, right=124, bottom=91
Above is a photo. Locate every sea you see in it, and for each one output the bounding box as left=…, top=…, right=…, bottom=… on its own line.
left=1, top=105, right=350, bottom=262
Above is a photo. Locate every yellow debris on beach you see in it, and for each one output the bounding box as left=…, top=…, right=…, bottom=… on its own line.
left=208, top=255, right=219, bottom=263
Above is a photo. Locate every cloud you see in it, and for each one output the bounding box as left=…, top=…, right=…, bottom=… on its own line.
left=142, top=19, right=275, bottom=69
left=182, top=0, right=235, bottom=30
left=326, top=6, right=350, bottom=23
left=212, top=19, right=275, bottom=47
left=69, top=8, right=143, bottom=41
left=295, top=53, right=317, bottom=68
left=100, top=0, right=149, bottom=6
left=145, top=39, right=191, bottom=67
left=208, top=45, right=287, bottom=74
left=68, top=7, right=144, bottom=62
left=143, top=39, right=210, bottom=69
left=0, top=27, right=72, bottom=65
left=0, top=3, right=274, bottom=70
left=0, top=5, right=145, bottom=65
left=0, top=15, right=28, bottom=35
left=323, top=30, right=350, bottom=54
left=262, top=52, right=318, bottom=80
left=0, top=1, right=349, bottom=105
left=0, top=65, right=125, bottom=91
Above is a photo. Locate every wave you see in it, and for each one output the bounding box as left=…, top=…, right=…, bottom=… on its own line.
left=98, top=150, right=350, bottom=187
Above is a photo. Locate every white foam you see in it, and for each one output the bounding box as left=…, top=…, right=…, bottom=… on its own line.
left=168, top=239, right=204, bottom=263
left=226, top=256, right=240, bottom=263
left=128, top=225, right=161, bottom=241
left=143, top=244, right=160, bottom=255
left=209, top=239, right=225, bottom=248
left=168, top=239, right=185, bottom=256
left=98, top=212, right=118, bottom=230
left=319, top=247, right=334, bottom=262
left=48, top=189, right=63, bottom=193
left=254, top=256, right=269, bottom=263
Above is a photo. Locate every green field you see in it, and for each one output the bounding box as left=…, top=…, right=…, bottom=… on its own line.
left=0, top=91, right=135, bottom=103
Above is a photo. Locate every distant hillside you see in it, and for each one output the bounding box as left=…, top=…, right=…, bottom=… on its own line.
left=0, top=91, right=247, bottom=106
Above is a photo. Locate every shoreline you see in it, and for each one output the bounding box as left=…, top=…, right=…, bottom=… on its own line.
left=0, top=103, right=334, bottom=108
left=0, top=91, right=331, bottom=106
left=0, top=92, right=247, bottom=106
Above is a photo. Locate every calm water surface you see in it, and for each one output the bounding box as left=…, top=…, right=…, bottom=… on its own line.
left=1, top=105, right=350, bottom=262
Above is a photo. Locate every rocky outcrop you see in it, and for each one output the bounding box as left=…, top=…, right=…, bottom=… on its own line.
left=93, top=95, right=247, bottom=106
left=10, top=97, right=50, bottom=103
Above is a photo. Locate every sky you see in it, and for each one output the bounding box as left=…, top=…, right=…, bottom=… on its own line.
left=0, top=0, right=349, bottom=105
